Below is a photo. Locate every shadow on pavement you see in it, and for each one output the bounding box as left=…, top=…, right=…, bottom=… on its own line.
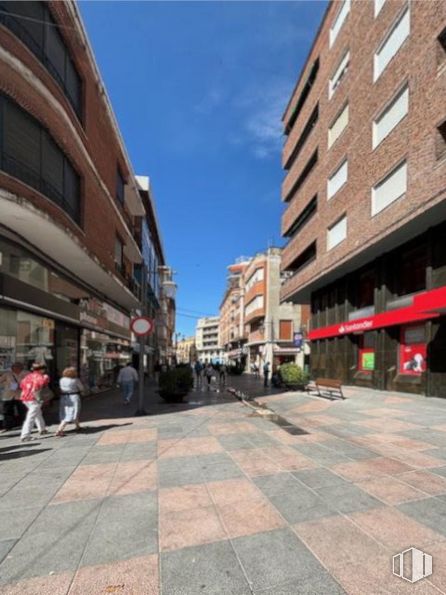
left=0, top=448, right=51, bottom=461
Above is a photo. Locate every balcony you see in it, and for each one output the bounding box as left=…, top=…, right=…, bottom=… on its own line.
left=248, top=329, right=265, bottom=344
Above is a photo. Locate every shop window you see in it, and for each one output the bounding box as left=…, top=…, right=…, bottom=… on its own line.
left=399, top=325, right=427, bottom=375
left=398, top=246, right=427, bottom=296
left=358, top=270, right=375, bottom=308
left=436, top=119, right=446, bottom=161
left=358, top=332, right=375, bottom=372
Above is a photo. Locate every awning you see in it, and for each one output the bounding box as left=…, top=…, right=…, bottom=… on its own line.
left=308, top=285, right=445, bottom=340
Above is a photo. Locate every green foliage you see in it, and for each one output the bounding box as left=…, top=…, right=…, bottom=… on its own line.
left=279, top=363, right=309, bottom=387
left=159, top=367, right=193, bottom=401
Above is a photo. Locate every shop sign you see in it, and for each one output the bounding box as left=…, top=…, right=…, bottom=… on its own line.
left=359, top=350, right=375, bottom=371
left=400, top=325, right=427, bottom=376
left=293, top=332, right=304, bottom=348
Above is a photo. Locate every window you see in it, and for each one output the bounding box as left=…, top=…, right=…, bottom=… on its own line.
left=374, top=6, right=410, bottom=81
left=374, top=0, right=386, bottom=17
left=116, top=168, right=125, bottom=205
left=330, top=0, right=351, bottom=47
left=284, top=150, right=318, bottom=202
left=245, top=295, right=264, bottom=318
left=279, top=320, right=293, bottom=340
left=436, top=119, right=446, bottom=160
left=438, top=27, right=446, bottom=66
left=245, top=268, right=264, bottom=292
left=327, top=215, right=347, bottom=250
left=372, top=160, right=407, bottom=215
left=0, top=2, right=83, bottom=119
left=284, top=241, right=317, bottom=273
left=399, top=325, right=426, bottom=376
left=373, top=85, right=409, bottom=148
left=0, top=93, right=81, bottom=223
left=358, top=271, right=375, bottom=308
left=329, top=51, right=350, bottom=99
left=285, top=58, right=319, bottom=134
left=328, top=103, right=349, bottom=148
left=114, top=236, right=124, bottom=273
left=284, top=195, right=317, bottom=238
left=327, top=159, right=348, bottom=200
left=284, top=104, right=319, bottom=171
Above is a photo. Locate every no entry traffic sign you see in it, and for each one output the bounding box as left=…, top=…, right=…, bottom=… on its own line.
left=131, top=316, right=154, bottom=336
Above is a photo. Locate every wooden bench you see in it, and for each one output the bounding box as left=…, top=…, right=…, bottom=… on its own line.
left=307, top=378, right=345, bottom=400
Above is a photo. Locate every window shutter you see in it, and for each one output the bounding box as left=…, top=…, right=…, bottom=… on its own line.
left=3, top=99, right=40, bottom=188
left=2, top=1, right=44, bottom=58
left=45, top=15, right=66, bottom=86
left=42, top=132, right=64, bottom=203
left=64, top=160, right=80, bottom=221
left=66, top=57, right=82, bottom=116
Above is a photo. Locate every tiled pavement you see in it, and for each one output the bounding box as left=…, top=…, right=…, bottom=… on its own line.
left=2, top=379, right=446, bottom=593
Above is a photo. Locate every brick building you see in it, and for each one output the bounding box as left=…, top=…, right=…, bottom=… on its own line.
left=219, top=258, right=251, bottom=366
left=243, top=248, right=309, bottom=371
left=0, top=1, right=170, bottom=390
left=280, top=0, right=446, bottom=395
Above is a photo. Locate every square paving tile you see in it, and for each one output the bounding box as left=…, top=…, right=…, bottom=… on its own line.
left=51, top=463, right=115, bottom=503
left=108, top=460, right=157, bottom=496
left=397, top=470, right=446, bottom=496
left=315, top=482, right=382, bottom=514
left=356, top=476, right=426, bottom=505
left=399, top=497, right=446, bottom=537
left=160, top=484, right=211, bottom=513
left=0, top=572, right=74, bottom=594
left=158, top=437, right=223, bottom=459
left=349, top=506, right=445, bottom=550
left=71, top=554, right=159, bottom=594
left=160, top=505, right=226, bottom=551
left=254, top=473, right=334, bottom=524
left=230, top=449, right=281, bottom=477
left=216, top=433, right=256, bottom=450
left=292, top=468, right=349, bottom=490
left=81, top=491, right=158, bottom=566
left=0, top=506, right=42, bottom=540
left=333, top=457, right=413, bottom=482
left=232, top=528, right=336, bottom=592
left=161, top=540, right=251, bottom=594
left=321, top=438, right=377, bottom=460
left=292, top=444, right=351, bottom=466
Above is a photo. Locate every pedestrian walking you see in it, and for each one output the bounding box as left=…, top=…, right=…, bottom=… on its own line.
left=205, top=363, right=214, bottom=390
left=194, top=360, right=203, bottom=386
left=56, top=367, right=84, bottom=437
left=19, top=362, right=50, bottom=442
left=0, top=362, right=28, bottom=431
left=219, top=363, right=227, bottom=386
left=263, top=361, right=270, bottom=388
left=117, top=362, right=138, bottom=404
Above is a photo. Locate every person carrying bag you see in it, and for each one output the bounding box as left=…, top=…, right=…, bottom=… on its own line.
left=19, top=362, right=50, bottom=442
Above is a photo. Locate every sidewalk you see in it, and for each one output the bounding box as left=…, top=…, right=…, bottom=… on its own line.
left=1, top=376, right=446, bottom=593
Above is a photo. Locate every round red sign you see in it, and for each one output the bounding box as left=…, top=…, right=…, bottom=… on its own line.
left=131, top=316, right=154, bottom=336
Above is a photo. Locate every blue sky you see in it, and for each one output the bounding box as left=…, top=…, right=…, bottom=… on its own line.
left=79, top=0, right=327, bottom=336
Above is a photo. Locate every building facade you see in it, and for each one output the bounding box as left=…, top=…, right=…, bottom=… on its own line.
left=280, top=0, right=446, bottom=395
left=195, top=317, right=224, bottom=363
left=156, top=266, right=176, bottom=365
left=244, top=248, right=309, bottom=371
left=219, top=258, right=251, bottom=366
left=176, top=336, right=196, bottom=365
left=0, top=1, right=169, bottom=391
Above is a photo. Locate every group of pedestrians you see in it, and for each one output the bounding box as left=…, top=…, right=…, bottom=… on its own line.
left=0, top=361, right=84, bottom=442
left=193, top=361, right=227, bottom=389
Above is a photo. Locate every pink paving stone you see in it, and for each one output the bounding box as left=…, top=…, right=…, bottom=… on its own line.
left=108, top=460, right=157, bottom=496
left=52, top=463, right=116, bottom=503
left=229, top=448, right=281, bottom=477
left=0, top=572, right=73, bottom=595
left=159, top=505, right=226, bottom=551
left=356, top=476, right=427, bottom=505
left=397, top=470, right=446, bottom=495
left=385, top=449, right=445, bottom=469
left=159, top=484, right=211, bottom=513
left=207, top=421, right=258, bottom=435
left=157, top=436, right=223, bottom=459
left=97, top=428, right=156, bottom=446
left=70, top=554, right=159, bottom=595
left=426, top=541, right=446, bottom=592
left=301, top=414, right=342, bottom=427
left=349, top=506, right=445, bottom=550
left=293, top=516, right=439, bottom=595
left=384, top=396, right=412, bottom=404
left=288, top=400, right=332, bottom=414
left=217, top=498, right=285, bottom=539
left=255, top=446, right=315, bottom=472
left=354, top=418, right=420, bottom=432
left=206, top=478, right=264, bottom=506
left=362, top=408, right=416, bottom=418
left=126, top=429, right=157, bottom=443
left=333, top=457, right=414, bottom=482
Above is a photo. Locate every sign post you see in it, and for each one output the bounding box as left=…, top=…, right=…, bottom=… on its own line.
left=130, top=315, right=154, bottom=416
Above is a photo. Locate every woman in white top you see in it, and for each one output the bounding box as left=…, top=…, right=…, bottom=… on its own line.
left=56, top=366, right=84, bottom=437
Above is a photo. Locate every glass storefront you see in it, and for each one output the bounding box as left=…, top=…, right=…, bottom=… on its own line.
left=80, top=330, right=131, bottom=392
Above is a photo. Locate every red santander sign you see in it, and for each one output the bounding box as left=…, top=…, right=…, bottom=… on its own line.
left=130, top=316, right=154, bottom=336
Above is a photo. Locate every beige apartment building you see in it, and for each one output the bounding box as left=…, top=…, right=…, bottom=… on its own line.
left=280, top=0, right=446, bottom=395
left=195, top=316, right=224, bottom=363
left=176, top=336, right=196, bottom=364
